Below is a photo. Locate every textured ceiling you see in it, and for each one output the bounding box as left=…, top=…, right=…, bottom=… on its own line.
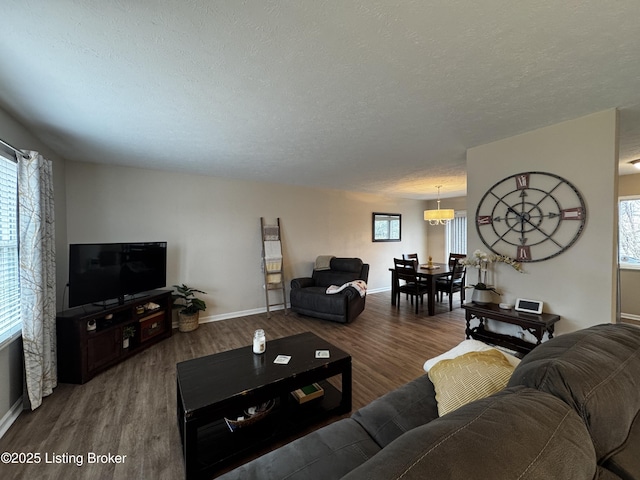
left=1, top=1, right=640, bottom=199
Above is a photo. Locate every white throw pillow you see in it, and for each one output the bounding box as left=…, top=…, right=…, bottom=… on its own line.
left=423, top=339, right=520, bottom=372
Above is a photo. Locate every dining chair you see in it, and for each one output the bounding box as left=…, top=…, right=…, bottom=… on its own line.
left=442, top=252, right=466, bottom=282
left=394, top=258, right=430, bottom=314
left=435, top=259, right=466, bottom=311
left=402, top=253, right=419, bottom=267
left=400, top=253, right=421, bottom=300
left=394, top=258, right=412, bottom=301
left=448, top=253, right=466, bottom=266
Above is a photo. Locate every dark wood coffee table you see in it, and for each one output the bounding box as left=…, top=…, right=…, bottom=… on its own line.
left=176, top=331, right=352, bottom=480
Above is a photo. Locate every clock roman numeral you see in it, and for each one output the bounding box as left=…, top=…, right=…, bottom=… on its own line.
left=515, top=174, right=530, bottom=190
left=477, top=215, right=492, bottom=225
left=561, top=207, right=584, bottom=220
left=517, top=245, right=531, bottom=261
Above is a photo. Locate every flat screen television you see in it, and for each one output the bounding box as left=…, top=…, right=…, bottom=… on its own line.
left=68, top=242, right=167, bottom=308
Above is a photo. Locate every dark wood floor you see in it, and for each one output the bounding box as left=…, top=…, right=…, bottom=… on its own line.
left=0, top=291, right=467, bottom=480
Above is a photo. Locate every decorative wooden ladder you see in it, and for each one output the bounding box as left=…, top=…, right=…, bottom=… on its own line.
left=260, top=217, right=287, bottom=318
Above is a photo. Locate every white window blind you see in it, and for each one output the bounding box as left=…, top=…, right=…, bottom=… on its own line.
left=0, top=152, right=20, bottom=347
left=445, top=210, right=467, bottom=258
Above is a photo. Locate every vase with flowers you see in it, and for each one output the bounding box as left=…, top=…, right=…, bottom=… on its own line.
left=461, top=250, right=523, bottom=304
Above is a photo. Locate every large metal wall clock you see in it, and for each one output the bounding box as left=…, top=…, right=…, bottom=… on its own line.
left=475, top=171, right=587, bottom=262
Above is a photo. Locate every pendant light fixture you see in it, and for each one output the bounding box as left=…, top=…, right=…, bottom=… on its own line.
left=424, top=185, right=454, bottom=225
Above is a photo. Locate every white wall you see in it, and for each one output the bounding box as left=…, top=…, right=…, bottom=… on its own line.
left=467, top=110, right=618, bottom=334
left=64, top=161, right=428, bottom=319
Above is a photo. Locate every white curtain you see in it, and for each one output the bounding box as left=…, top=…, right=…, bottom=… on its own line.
left=19, top=151, right=56, bottom=410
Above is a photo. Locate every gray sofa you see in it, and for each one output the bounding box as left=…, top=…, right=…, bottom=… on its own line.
left=217, top=323, right=640, bottom=479
left=289, top=257, right=369, bottom=323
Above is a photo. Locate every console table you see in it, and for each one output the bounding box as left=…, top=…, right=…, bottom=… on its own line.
left=462, top=303, right=560, bottom=356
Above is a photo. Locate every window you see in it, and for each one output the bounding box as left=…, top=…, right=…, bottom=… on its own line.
left=372, top=212, right=401, bottom=242
left=619, top=196, right=640, bottom=269
left=445, top=210, right=467, bottom=259
left=0, top=151, right=20, bottom=347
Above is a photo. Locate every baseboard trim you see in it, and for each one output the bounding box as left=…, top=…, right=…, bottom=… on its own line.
left=621, top=313, right=640, bottom=322
left=367, top=286, right=391, bottom=294
left=200, top=305, right=288, bottom=324
left=172, top=286, right=392, bottom=327
left=0, top=397, right=23, bottom=439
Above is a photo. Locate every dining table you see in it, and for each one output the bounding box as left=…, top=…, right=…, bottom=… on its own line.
left=389, top=262, right=455, bottom=316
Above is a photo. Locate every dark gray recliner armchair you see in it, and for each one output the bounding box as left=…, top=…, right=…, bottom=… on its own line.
left=290, top=257, right=369, bottom=323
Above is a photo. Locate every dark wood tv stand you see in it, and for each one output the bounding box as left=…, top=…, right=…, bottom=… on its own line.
left=56, top=289, right=173, bottom=384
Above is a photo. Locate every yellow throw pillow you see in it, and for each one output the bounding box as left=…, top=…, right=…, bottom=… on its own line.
left=428, top=349, right=515, bottom=416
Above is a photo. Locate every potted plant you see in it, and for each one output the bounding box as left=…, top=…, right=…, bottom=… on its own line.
left=122, top=325, right=136, bottom=349
left=172, top=284, right=207, bottom=332
left=466, top=281, right=500, bottom=305
left=461, top=250, right=523, bottom=305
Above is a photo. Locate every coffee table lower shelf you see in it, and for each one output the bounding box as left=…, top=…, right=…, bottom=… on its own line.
left=190, top=380, right=345, bottom=478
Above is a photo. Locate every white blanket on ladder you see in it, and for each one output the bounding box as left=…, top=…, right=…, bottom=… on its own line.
left=326, top=280, right=367, bottom=298
left=264, top=241, right=282, bottom=258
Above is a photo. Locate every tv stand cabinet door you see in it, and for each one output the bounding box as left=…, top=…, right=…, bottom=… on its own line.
left=87, top=328, right=121, bottom=374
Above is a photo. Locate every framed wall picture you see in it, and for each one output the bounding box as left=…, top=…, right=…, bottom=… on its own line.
left=372, top=212, right=401, bottom=242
